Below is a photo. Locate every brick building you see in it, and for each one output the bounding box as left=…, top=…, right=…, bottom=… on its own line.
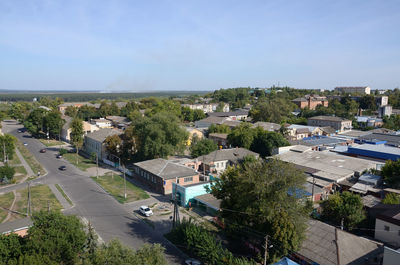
left=292, top=95, right=328, bottom=110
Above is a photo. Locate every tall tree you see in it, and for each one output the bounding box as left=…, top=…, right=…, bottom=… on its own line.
left=190, top=138, right=218, bottom=158
left=227, top=123, right=255, bottom=149
left=250, top=127, right=289, bottom=157
left=381, top=159, right=400, bottom=188
left=70, top=118, right=84, bottom=164
left=208, top=124, right=231, bottom=134
left=104, top=134, right=122, bottom=158
left=24, top=108, right=49, bottom=136
left=44, top=111, right=65, bottom=140
left=209, top=159, right=309, bottom=263
left=0, top=134, right=16, bottom=162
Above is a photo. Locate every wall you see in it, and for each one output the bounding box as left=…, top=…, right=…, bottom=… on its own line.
left=375, top=218, right=400, bottom=247
left=383, top=246, right=400, bottom=265
left=172, top=182, right=210, bottom=207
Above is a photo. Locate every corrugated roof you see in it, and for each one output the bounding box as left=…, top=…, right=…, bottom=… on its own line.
left=85, top=128, right=123, bottom=142
left=198, top=148, right=259, bottom=163
left=133, top=158, right=198, bottom=180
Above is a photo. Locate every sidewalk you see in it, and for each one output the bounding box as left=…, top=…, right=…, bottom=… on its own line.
left=15, top=148, right=34, bottom=177
left=48, top=184, right=73, bottom=210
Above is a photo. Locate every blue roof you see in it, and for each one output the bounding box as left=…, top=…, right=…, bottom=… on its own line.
left=272, top=257, right=299, bottom=265
left=347, top=144, right=400, bottom=161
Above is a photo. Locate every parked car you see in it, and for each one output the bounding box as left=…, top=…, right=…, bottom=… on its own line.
left=40, top=149, right=46, bottom=153
left=139, top=206, right=153, bottom=217
left=185, top=259, right=201, bottom=265
left=18, top=129, right=23, bottom=133
left=59, top=166, right=67, bottom=171
left=23, top=142, right=28, bottom=146
left=56, top=154, right=63, bottom=159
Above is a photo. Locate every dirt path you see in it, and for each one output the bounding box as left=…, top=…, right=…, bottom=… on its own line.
left=1, top=190, right=17, bottom=223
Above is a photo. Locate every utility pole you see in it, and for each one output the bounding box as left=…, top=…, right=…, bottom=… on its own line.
left=3, top=140, right=6, bottom=163
left=263, top=235, right=269, bottom=265
left=27, top=182, right=31, bottom=216
left=123, top=163, right=127, bottom=199
left=47, top=126, right=49, bottom=144
left=96, top=153, right=99, bottom=179
left=172, top=182, right=180, bottom=229
left=311, top=176, right=315, bottom=202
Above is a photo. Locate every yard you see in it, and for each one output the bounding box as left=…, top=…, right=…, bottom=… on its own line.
left=63, top=153, right=95, bottom=171
left=15, top=141, right=46, bottom=176
left=0, top=192, right=15, bottom=223
left=91, top=172, right=149, bottom=203
left=39, top=139, right=66, bottom=147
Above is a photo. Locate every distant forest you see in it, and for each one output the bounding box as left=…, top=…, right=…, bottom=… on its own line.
left=0, top=91, right=209, bottom=102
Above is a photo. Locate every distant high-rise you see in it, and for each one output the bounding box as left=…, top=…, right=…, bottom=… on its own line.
left=334, top=86, right=371, bottom=95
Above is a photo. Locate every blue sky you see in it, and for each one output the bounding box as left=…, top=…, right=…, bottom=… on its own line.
left=0, top=0, right=399, bottom=91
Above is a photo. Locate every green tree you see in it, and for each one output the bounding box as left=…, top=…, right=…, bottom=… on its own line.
left=227, top=123, right=255, bottom=149
left=215, top=102, right=226, bottom=112
left=9, top=102, right=32, bottom=122
left=110, top=102, right=120, bottom=116
left=382, top=193, right=400, bottom=204
left=249, top=98, right=295, bottom=123
left=24, top=108, right=49, bottom=136
left=193, top=109, right=206, bottom=121
left=0, top=165, right=16, bottom=184
left=209, top=159, right=309, bottom=263
left=190, top=138, right=218, bottom=158
left=359, top=95, right=377, bottom=110
left=70, top=118, right=84, bottom=164
left=43, top=111, right=65, bottom=140
left=104, top=134, right=122, bottom=158
left=208, top=124, right=231, bottom=134
left=77, top=105, right=98, bottom=121
left=0, top=134, right=17, bottom=162
left=120, top=101, right=139, bottom=117
left=250, top=127, right=289, bottom=157
left=65, top=106, right=78, bottom=117
left=181, top=106, right=194, bottom=122
left=381, top=159, right=400, bottom=188
left=321, top=191, right=365, bottom=230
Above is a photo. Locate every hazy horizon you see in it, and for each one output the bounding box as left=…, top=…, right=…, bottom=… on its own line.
left=1, top=1, right=399, bottom=91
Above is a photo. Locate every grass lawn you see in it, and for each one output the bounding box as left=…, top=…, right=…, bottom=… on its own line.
left=13, top=166, right=28, bottom=184
left=55, top=184, right=73, bottom=206
left=39, top=139, right=65, bottom=147
left=63, top=153, right=95, bottom=171
left=0, top=192, right=15, bottom=223
left=13, top=184, right=63, bottom=217
left=91, top=172, right=149, bottom=203
left=15, top=141, right=46, bottom=176
left=8, top=149, right=21, bottom=166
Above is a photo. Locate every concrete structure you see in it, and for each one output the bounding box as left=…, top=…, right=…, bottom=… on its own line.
left=335, top=86, right=371, bottom=95
left=199, top=148, right=259, bottom=175
left=383, top=247, right=400, bottom=265
left=347, top=144, right=400, bottom=161
left=90, top=118, right=112, bottom=128
left=194, top=193, right=221, bottom=216
left=132, top=158, right=200, bottom=194
left=83, top=128, right=123, bottom=161
left=308, top=116, right=352, bottom=132
left=171, top=182, right=211, bottom=207
left=289, top=135, right=349, bottom=150
left=375, top=207, right=400, bottom=248
left=292, top=95, right=329, bottom=110
left=292, top=219, right=383, bottom=265
left=354, top=116, right=383, bottom=128
left=349, top=173, right=382, bottom=195
left=379, top=105, right=393, bottom=118
left=61, top=116, right=99, bottom=143
left=0, top=217, right=32, bottom=237
left=106, top=116, right=130, bottom=128
left=357, top=132, right=400, bottom=147
left=208, top=133, right=229, bottom=148
left=182, top=103, right=229, bottom=113
left=252, top=122, right=281, bottom=132
left=376, top=96, right=389, bottom=107
left=185, top=127, right=204, bottom=146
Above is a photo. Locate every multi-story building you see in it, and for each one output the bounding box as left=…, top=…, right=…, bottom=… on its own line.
left=292, top=95, right=329, bottom=110
left=308, top=116, right=352, bottom=132
left=83, top=128, right=123, bottom=161
left=334, top=86, right=371, bottom=95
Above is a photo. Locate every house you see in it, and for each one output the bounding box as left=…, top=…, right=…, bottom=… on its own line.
left=0, top=217, right=32, bottom=237
left=355, top=116, right=384, bottom=128
left=379, top=105, right=392, bottom=118
left=208, top=133, right=229, bottom=148
left=308, top=116, right=352, bottom=132
left=90, top=118, right=112, bottom=128
left=375, top=206, right=400, bottom=248
left=106, top=116, right=130, bottom=129
left=195, top=116, right=228, bottom=129
left=132, top=158, right=200, bottom=194
left=198, top=148, right=259, bottom=175
left=291, top=219, right=383, bottom=265
left=185, top=127, right=204, bottom=146
left=252, top=122, right=281, bottom=132
left=83, top=128, right=123, bottom=161
left=207, top=110, right=249, bottom=121
left=172, top=181, right=212, bottom=207
left=334, top=86, right=371, bottom=95
left=292, top=94, right=329, bottom=110
left=285, top=124, right=323, bottom=140
left=383, top=247, right=400, bottom=265
left=60, top=116, right=99, bottom=143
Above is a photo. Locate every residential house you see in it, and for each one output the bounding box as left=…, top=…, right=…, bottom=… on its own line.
left=375, top=207, right=400, bottom=248
left=208, top=133, right=229, bottom=148
left=379, top=105, right=393, bottom=118
left=83, top=128, right=123, bottom=161
left=106, top=116, right=131, bottom=129
left=60, top=116, right=99, bottom=143
left=308, top=116, right=352, bottom=132
left=199, top=148, right=259, bottom=175
left=195, top=116, right=228, bottom=129
left=185, top=127, right=204, bottom=146
left=292, top=94, right=329, bottom=110
left=132, top=158, right=200, bottom=194
left=0, top=218, right=32, bottom=237
left=172, top=181, right=212, bottom=207
left=252, top=122, right=281, bottom=132
left=285, top=124, right=323, bottom=140
left=291, top=219, right=383, bottom=265
left=334, top=86, right=371, bottom=94
left=90, top=118, right=112, bottom=128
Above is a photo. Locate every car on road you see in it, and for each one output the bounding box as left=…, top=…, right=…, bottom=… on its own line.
left=23, top=142, right=28, bottom=146
left=59, top=166, right=67, bottom=171
left=56, top=154, right=63, bottom=159
left=139, top=206, right=153, bottom=217
left=18, top=129, right=23, bottom=133
left=185, top=259, right=201, bottom=265
left=40, top=149, right=46, bottom=153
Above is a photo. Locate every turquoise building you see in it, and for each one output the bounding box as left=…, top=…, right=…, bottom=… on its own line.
left=172, top=181, right=211, bottom=207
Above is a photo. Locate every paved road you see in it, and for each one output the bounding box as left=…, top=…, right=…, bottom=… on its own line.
left=1, top=120, right=184, bottom=265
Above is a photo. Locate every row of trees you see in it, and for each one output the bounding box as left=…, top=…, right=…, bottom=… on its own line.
left=0, top=134, right=17, bottom=184
left=0, top=211, right=167, bottom=265
left=24, top=108, right=65, bottom=139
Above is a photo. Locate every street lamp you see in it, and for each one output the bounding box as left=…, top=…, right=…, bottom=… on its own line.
left=109, top=153, right=126, bottom=200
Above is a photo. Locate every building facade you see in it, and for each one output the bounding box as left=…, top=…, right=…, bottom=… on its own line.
left=292, top=95, right=329, bottom=110
left=334, top=86, right=371, bottom=95
left=307, top=116, right=352, bottom=132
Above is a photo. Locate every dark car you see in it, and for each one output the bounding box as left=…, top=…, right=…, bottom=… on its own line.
left=59, top=166, right=67, bottom=171
left=40, top=149, right=46, bottom=153
left=56, top=154, right=62, bottom=159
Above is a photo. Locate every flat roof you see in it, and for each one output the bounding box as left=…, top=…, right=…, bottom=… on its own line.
left=194, top=193, right=221, bottom=210
left=349, top=143, right=400, bottom=155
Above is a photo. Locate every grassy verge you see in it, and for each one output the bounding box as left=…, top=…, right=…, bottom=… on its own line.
left=39, top=139, right=65, bottom=147
left=91, top=172, right=149, bottom=203
left=63, top=153, right=95, bottom=171
left=13, top=166, right=28, bottom=184
left=15, top=141, right=46, bottom=176
left=0, top=192, right=15, bottom=223
left=8, top=149, right=21, bottom=166
left=13, top=185, right=63, bottom=219
left=55, top=184, right=73, bottom=206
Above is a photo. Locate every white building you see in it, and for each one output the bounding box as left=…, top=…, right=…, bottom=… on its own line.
left=90, top=118, right=112, bottom=128
left=375, top=207, right=400, bottom=248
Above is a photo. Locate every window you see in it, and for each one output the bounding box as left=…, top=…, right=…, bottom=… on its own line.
left=184, top=177, right=193, bottom=183
left=384, top=225, right=390, bottom=231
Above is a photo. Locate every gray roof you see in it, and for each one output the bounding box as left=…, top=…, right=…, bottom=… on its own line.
left=199, top=148, right=259, bottom=163
left=106, top=116, right=130, bottom=124
left=197, top=116, right=228, bottom=124
left=0, top=217, right=32, bottom=234
left=194, top=193, right=221, bottom=210
left=308, top=116, right=351, bottom=122
left=297, top=219, right=382, bottom=265
left=62, top=115, right=73, bottom=130
left=85, top=128, right=122, bottom=143
left=358, top=133, right=400, bottom=147
left=362, top=195, right=382, bottom=208
left=208, top=110, right=248, bottom=117
left=133, top=158, right=198, bottom=180
left=208, top=133, right=228, bottom=139
left=252, top=122, right=281, bottom=132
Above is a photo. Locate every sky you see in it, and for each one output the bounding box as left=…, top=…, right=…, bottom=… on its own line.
left=0, top=0, right=399, bottom=92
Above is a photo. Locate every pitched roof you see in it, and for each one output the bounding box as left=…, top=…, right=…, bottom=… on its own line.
left=308, top=116, right=351, bottom=122
left=194, top=193, right=221, bottom=210
left=199, top=148, right=259, bottom=163
left=133, top=158, right=198, bottom=180
left=207, top=110, right=248, bottom=117
left=377, top=207, right=400, bottom=226
left=85, top=128, right=122, bottom=143
left=252, top=122, right=281, bottom=131
left=196, top=116, right=228, bottom=124
left=297, top=219, right=382, bottom=265
left=272, top=257, right=299, bottom=265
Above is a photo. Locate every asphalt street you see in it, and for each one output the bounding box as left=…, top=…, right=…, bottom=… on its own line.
left=1, top=120, right=184, bottom=265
